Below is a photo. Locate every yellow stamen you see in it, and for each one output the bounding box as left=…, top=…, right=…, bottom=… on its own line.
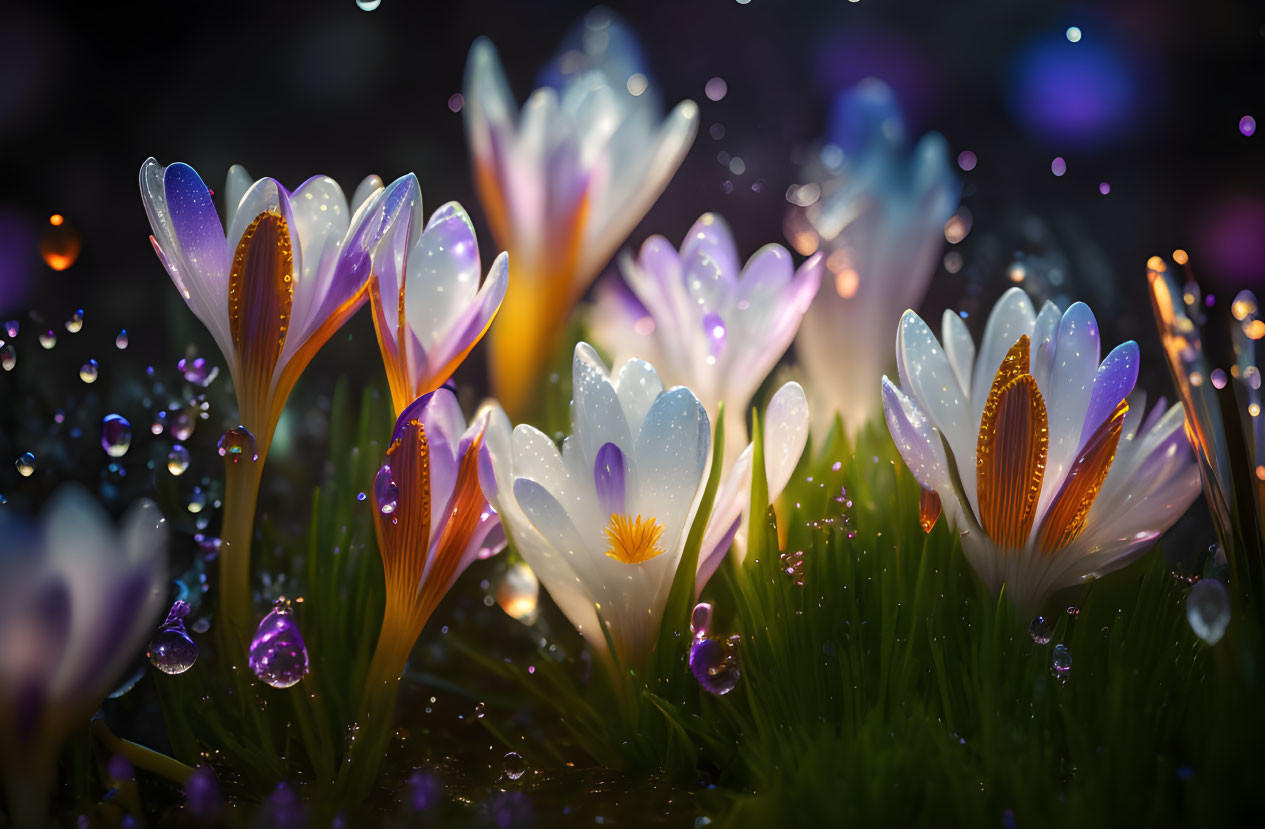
left=603, top=513, right=666, bottom=565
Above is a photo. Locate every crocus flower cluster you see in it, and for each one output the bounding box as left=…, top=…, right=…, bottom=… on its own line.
left=464, top=9, right=699, bottom=416
left=789, top=79, right=961, bottom=433
left=883, top=287, right=1202, bottom=614
left=0, top=488, right=167, bottom=827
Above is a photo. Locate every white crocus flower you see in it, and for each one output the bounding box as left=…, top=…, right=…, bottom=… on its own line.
left=0, top=487, right=167, bottom=826
left=480, top=343, right=710, bottom=670
left=590, top=213, right=821, bottom=465
left=463, top=8, right=699, bottom=417
left=789, top=79, right=960, bottom=434
left=883, top=287, right=1202, bottom=615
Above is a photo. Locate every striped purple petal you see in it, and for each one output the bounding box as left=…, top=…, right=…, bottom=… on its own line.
left=594, top=441, right=627, bottom=516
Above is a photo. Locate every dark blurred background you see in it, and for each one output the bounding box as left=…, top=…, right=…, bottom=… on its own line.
left=1, top=0, right=1263, bottom=430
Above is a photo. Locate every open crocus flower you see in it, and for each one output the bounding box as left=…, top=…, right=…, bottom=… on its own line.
left=695, top=382, right=811, bottom=594
left=363, top=173, right=509, bottom=416
left=140, top=158, right=384, bottom=458
left=882, top=287, right=1202, bottom=615
left=343, top=388, right=505, bottom=797
left=590, top=213, right=821, bottom=462
left=789, top=79, right=960, bottom=433
left=463, top=7, right=699, bottom=417
left=0, top=487, right=167, bottom=826
left=480, top=343, right=711, bottom=670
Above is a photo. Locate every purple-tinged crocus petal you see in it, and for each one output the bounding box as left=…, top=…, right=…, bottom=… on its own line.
left=1079, top=341, right=1140, bottom=446
left=594, top=442, right=628, bottom=516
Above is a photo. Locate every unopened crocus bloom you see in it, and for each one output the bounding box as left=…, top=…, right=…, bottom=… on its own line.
left=883, top=287, right=1201, bottom=615
left=342, top=388, right=504, bottom=797
left=481, top=344, right=711, bottom=670
left=695, top=381, right=811, bottom=593
left=790, top=79, right=960, bottom=433
left=0, top=487, right=167, bottom=827
left=590, top=213, right=821, bottom=462
left=463, top=8, right=699, bottom=416
left=139, top=158, right=388, bottom=642
left=363, top=174, right=509, bottom=416
left=1149, top=254, right=1265, bottom=600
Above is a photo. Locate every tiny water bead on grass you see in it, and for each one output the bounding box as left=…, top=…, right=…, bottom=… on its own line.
left=1186, top=579, right=1231, bottom=644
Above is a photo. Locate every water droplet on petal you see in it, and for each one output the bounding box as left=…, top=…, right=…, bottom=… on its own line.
left=217, top=426, right=258, bottom=464
left=39, top=329, right=56, bottom=349
left=497, top=562, right=540, bottom=624
left=1028, top=615, right=1053, bottom=645
left=1187, top=578, right=1231, bottom=645
left=249, top=599, right=310, bottom=688
left=115, top=329, right=129, bottom=349
left=147, top=601, right=198, bottom=675
left=690, top=635, right=741, bottom=695
left=65, top=308, right=84, bottom=333
left=374, top=464, right=399, bottom=514
left=79, top=359, right=99, bottom=383
left=167, top=445, right=190, bottom=476
left=1, top=344, right=14, bottom=371
left=1050, top=643, right=1072, bottom=683
left=101, top=414, right=132, bottom=457
left=502, top=751, right=526, bottom=780
left=14, top=452, right=36, bottom=477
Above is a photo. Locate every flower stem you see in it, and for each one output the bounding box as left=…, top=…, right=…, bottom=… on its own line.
left=90, top=714, right=195, bottom=785
left=0, top=738, right=56, bottom=829
left=336, top=631, right=410, bottom=801
left=220, top=455, right=266, bottom=654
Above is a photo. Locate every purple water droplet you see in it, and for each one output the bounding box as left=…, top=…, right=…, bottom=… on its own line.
left=374, top=464, right=399, bottom=515
left=148, top=600, right=198, bottom=675
left=690, top=635, right=741, bottom=695
left=178, top=357, right=219, bottom=387
left=690, top=602, right=712, bottom=639
left=101, top=414, right=132, bottom=458
left=248, top=600, right=310, bottom=689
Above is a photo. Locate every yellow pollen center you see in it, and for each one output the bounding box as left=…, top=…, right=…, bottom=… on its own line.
left=602, top=513, right=666, bottom=565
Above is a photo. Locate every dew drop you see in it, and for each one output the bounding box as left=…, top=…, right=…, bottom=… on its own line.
left=690, top=635, right=741, bottom=695
left=3, top=320, right=17, bottom=337
left=249, top=599, right=310, bottom=689
left=39, top=329, right=56, bottom=349
left=101, top=414, right=132, bottom=457
left=64, top=308, right=84, bottom=333
left=496, top=562, right=540, bottom=624
left=474, top=702, right=486, bottom=719
left=151, top=410, right=168, bottom=435
left=356, top=0, right=382, bottom=10
left=217, top=426, right=258, bottom=464
left=79, top=359, right=99, bottom=383
left=374, top=464, right=399, bottom=514
left=1, top=344, right=14, bottom=371
left=147, top=601, right=198, bottom=675
left=178, top=357, right=219, bottom=387
left=187, top=486, right=208, bottom=514
left=1028, top=615, right=1053, bottom=645
left=502, top=751, right=526, bottom=781
left=14, top=452, right=36, bottom=477
left=1187, top=578, right=1231, bottom=645
left=171, top=408, right=196, bottom=441
left=1050, top=643, right=1072, bottom=683
left=115, top=329, right=129, bottom=349
left=167, top=445, right=191, bottom=476
left=691, top=602, right=713, bottom=639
